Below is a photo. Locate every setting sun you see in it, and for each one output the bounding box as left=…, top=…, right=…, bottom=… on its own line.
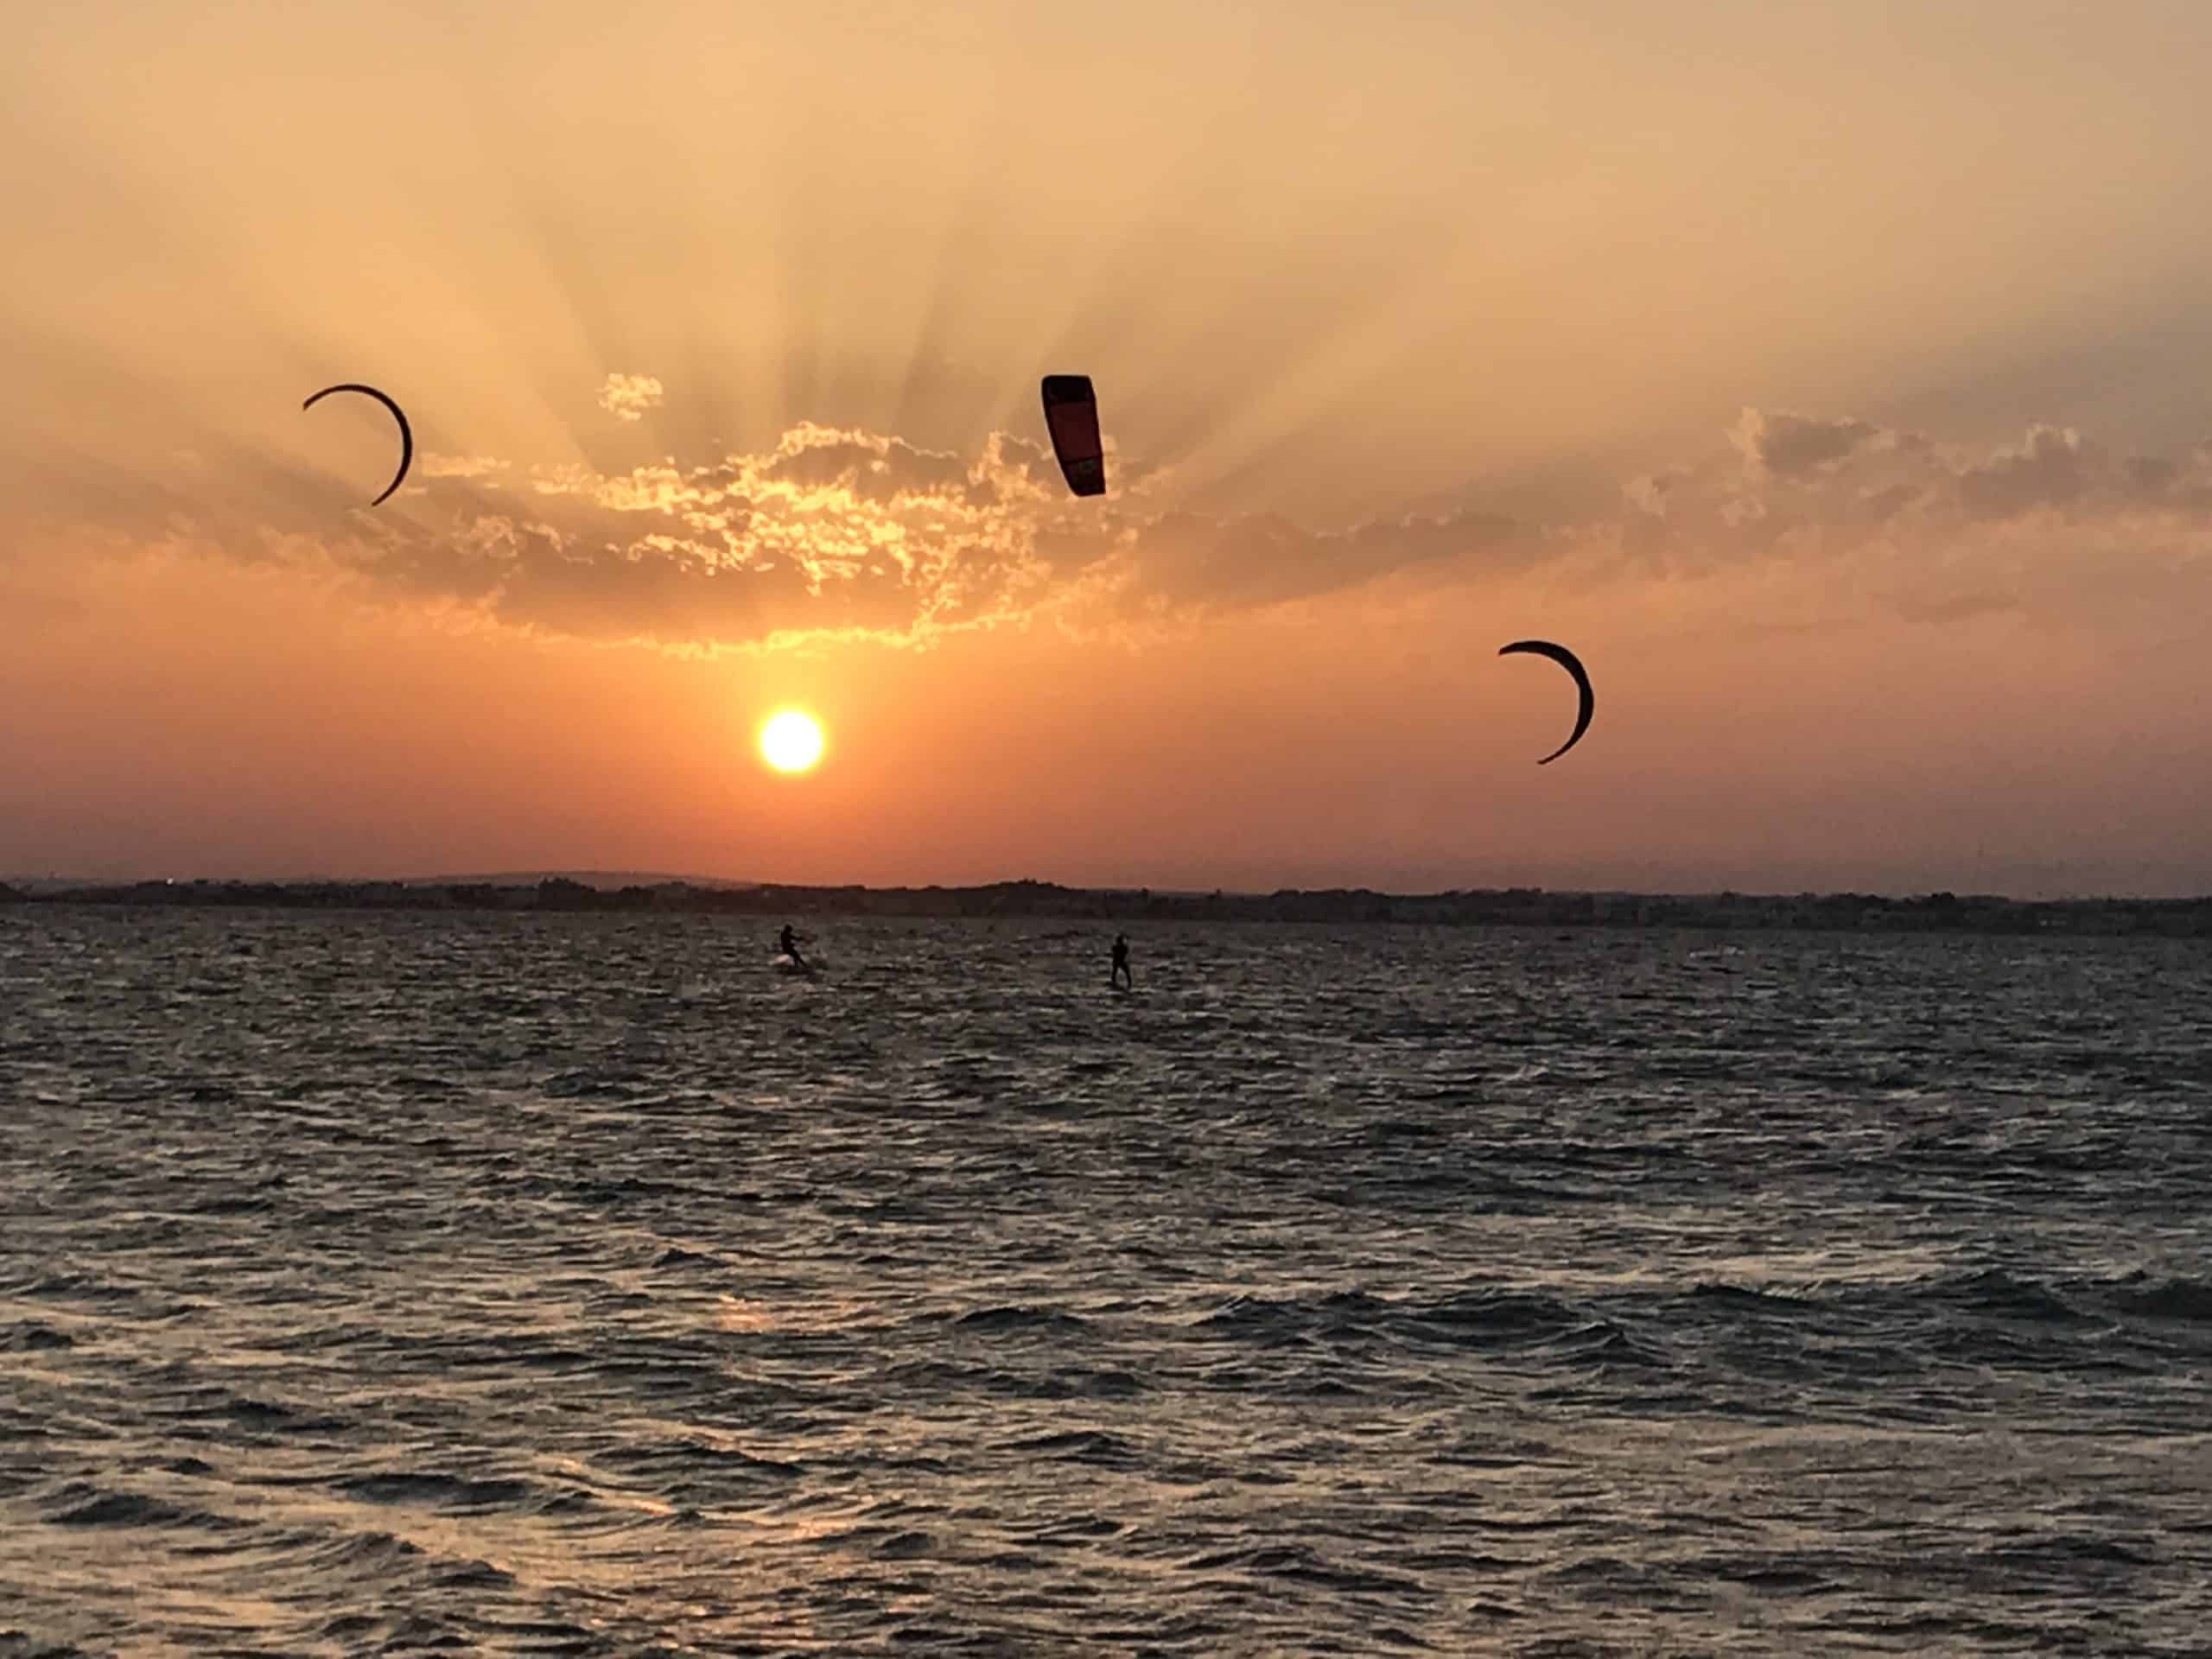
left=758, top=709, right=825, bottom=774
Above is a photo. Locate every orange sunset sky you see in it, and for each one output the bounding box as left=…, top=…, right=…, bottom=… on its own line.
left=8, top=2, right=2212, bottom=895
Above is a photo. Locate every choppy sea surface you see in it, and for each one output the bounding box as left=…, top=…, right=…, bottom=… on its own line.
left=4, top=909, right=2211, bottom=1656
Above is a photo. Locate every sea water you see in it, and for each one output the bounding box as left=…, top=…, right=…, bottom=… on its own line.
left=3, top=909, right=2209, bottom=1654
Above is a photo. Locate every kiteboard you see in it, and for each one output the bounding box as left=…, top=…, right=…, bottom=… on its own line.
left=772, top=957, right=817, bottom=977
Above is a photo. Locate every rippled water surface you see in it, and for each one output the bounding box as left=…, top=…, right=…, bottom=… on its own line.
left=5, top=908, right=2212, bottom=1655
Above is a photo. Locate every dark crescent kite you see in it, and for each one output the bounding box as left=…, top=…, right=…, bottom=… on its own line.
left=303, top=383, right=412, bottom=506
left=1040, top=375, right=1105, bottom=498
left=1498, top=639, right=1594, bottom=765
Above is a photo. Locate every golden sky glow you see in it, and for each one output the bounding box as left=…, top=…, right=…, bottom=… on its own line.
left=9, top=3, right=2212, bottom=893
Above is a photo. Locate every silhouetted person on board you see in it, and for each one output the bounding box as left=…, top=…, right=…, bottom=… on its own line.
left=1111, top=933, right=1131, bottom=990
left=779, top=924, right=808, bottom=970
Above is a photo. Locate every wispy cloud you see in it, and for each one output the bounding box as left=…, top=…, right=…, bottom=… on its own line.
left=1728, top=408, right=1885, bottom=477
left=594, top=372, right=664, bottom=424
left=417, top=454, right=511, bottom=480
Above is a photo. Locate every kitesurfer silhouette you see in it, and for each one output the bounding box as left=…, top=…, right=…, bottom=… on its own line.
left=1110, top=933, right=1131, bottom=989
left=779, top=924, right=808, bottom=971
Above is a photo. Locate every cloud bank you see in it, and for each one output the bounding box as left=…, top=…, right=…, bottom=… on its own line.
left=33, top=404, right=2212, bottom=652
left=1605, top=410, right=2212, bottom=627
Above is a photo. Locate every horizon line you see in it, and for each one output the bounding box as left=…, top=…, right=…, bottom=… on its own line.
left=10, top=870, right=2212, bottom=909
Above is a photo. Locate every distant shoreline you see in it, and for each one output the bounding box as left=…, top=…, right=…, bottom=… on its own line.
left=5, top=876, right=2212, bottom=938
